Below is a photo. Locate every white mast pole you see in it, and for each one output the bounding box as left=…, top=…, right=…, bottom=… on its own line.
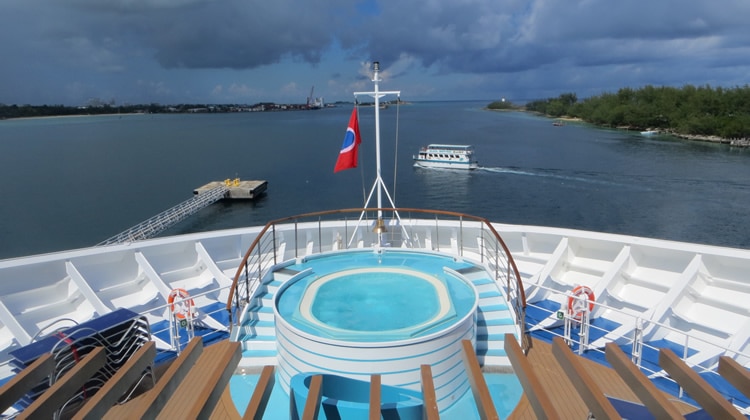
left=372, top=62, right=383, bottom=219
left=352, top=61, right=401, bottom=246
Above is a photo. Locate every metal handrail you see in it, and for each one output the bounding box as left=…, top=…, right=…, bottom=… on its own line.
left=225, top=208, right=529, bottom=352
left=97, top=185, right=228, bottom=246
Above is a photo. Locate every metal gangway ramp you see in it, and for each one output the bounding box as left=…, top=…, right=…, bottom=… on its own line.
left=97, top=185, right=228, bottom=246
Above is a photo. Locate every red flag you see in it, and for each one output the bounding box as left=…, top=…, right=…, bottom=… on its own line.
left=334, top=108, right=362, bottom=172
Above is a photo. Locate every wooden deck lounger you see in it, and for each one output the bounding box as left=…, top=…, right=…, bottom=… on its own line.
left=550, top=337, right=620, bottom=420
left=18, top=347, right=107, bottom=420
left=369, top=374, right=381, bottom=420
left=604, top=342, right=684, bottom=419
left=72, top=341, right=156, bottom=420
left=719, top=355, right=750, bottom=399
left=240, top=365, right=275, bottom=420
left=420, top=365, right=439, bottom=420
left=461, top=339, right=498, bottom=420
left=0, top=352, right=54, bottom=414
left=301, top=374, right=322, bottom=420
left=659, top=348, right=745, bottom=419
left=504, top=333, right=559, bottom=420
left=103, top=337, right=204, bottom=419
left=156, top=340, right=241, bottom=419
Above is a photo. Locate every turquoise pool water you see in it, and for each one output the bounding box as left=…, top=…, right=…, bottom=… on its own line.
left=309, top=271, right=439, bottom=331
left=277, top=250, right=477, bottom=341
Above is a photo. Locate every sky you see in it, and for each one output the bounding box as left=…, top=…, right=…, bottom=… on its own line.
left=1, top=0, right=749, bottom=106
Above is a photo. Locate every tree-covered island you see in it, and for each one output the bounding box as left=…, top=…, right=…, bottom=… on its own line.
left=489, top=85, right=750, bottom=146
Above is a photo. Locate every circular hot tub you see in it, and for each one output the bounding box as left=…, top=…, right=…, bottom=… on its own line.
left=273, top=249, right=479, bottom=412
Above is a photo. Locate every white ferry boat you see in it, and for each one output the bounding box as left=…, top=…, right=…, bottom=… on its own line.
left=1, top=63, right=749, bottom=419
left=413, top=144, right=479, bottom=170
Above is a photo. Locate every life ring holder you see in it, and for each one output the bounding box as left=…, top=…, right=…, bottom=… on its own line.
left=567, top=285, right=595, bottom=320
left=168, top=288, right=196, bottom=320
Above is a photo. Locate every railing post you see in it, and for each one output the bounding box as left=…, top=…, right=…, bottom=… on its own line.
left=272, top=225, right=277, bottom=265
left=243, top=260, right=249, bottom=304
left=294, top=220, right=299, bottom=259
left=344, top=217, right=349, bottom=250
left=459, top=217, right=464, bottom=257
left=579, top=305, right=590, bottom=355
left=255, top=242, right=262, bottom=295
left=632, top=318, right=643, bottom=366
left=434, top=214, right=440, bottom=252
left=318, top=216, right=322, bottom=254
left=479, top=226, right=485, bottom=264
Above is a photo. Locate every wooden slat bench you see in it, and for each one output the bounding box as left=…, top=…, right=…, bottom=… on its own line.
left=420, top=366, right=439, bottom=420
left=18, top=347, right=107, bottom=420
left=550, top=337, right=620, bottom=420
left=719, top=355, right=750, bottom=399
left=240, top=365, right=276, bottom=420
left=0, top=352, right=54, bottom=413
left=72, top=341, right=156, bottom=420
left=604, top=342, right=683, bottom=419
left=659, top=348, right=745, bottom=419
left=156, top=340, right=241, bottom=419
left=461, top=339, right=498, bottom=420
left=103, top=337, right=204, bottom=419
left=504, top=333, right=559, bottom=420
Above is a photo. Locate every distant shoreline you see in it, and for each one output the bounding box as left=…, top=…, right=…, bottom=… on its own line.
left=523, top=110, right=750, bottom=148
left=3, top=112, right=146, bottom=122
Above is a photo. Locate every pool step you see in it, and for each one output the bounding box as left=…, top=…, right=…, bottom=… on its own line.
left=469, top=273, right=518, bottom=367
left=272, top=267, right=300, bottom=282
left=235, top=268, right=293, bottom=368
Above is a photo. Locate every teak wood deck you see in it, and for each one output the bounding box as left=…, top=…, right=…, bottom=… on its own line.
left=508, top=337, right=707, bottom=419
left=3, top=335, right=748, bottom=418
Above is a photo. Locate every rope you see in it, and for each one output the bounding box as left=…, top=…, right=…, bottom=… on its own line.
left=392, top=97, right=401, bottom=204
left=355, top=103, right=367, bottom=206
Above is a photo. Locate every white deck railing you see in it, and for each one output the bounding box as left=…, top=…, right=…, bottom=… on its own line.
left=226, top=208, right=530, bottom=352
left=526, top=282, right=750, bottom=414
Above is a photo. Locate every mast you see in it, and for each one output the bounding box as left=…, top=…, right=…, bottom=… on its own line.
left=372, top=62, right=384, bottom=215
left=353, top=62, right=401, bottom=245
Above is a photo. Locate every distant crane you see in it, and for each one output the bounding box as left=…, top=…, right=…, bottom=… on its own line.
left=307, top=86, right=314, bottom=107
left=306, top=86, right=324, bottom=109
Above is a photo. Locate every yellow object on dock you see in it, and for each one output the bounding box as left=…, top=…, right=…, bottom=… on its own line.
left=194, top=179, right=267, bottom=200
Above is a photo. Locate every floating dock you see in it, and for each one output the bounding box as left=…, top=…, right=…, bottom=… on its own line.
left=194, top=178, right=268, bottom=200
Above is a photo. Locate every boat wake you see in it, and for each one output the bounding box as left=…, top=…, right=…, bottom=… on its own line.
left=477, top=166, right=653, bottom=191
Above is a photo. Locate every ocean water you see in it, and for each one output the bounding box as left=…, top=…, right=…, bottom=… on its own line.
left=2, top=101, right=750, bottom=259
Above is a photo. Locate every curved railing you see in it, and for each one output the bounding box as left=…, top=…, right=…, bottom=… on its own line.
left=225, top=208, right=529, bottom=351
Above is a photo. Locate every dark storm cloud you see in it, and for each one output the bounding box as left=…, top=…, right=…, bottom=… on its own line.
left=1, top=0, right=749, bottom=104
left=353, top=0, right=750, bottom=76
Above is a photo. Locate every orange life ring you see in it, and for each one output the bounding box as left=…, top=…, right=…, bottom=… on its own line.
left=567, top=285, right=595, bottom=320
left=168, top=288, right=195, bottom=320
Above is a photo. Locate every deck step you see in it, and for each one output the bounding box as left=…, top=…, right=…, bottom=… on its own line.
left=481, top=303, right=509, bottom=312
left=241, top=348, right=277, bottom=358
left=457, top=266, right=486, bottom=275
left=477, top=333, right=510, bottom=342
left=479, top=348, right=507, bottom=358
left=471, top=278, right=494, bottom=286
left=241, top=335, right=276, bottom=343
left=478, top=318, right=515, bottom=327
left=479, top=290, right=502, bottom=299
left=246, top=305, right=274, bottom=315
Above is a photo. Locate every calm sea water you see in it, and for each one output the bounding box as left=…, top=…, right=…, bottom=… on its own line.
left=2, top=101, right=750, bottom=260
